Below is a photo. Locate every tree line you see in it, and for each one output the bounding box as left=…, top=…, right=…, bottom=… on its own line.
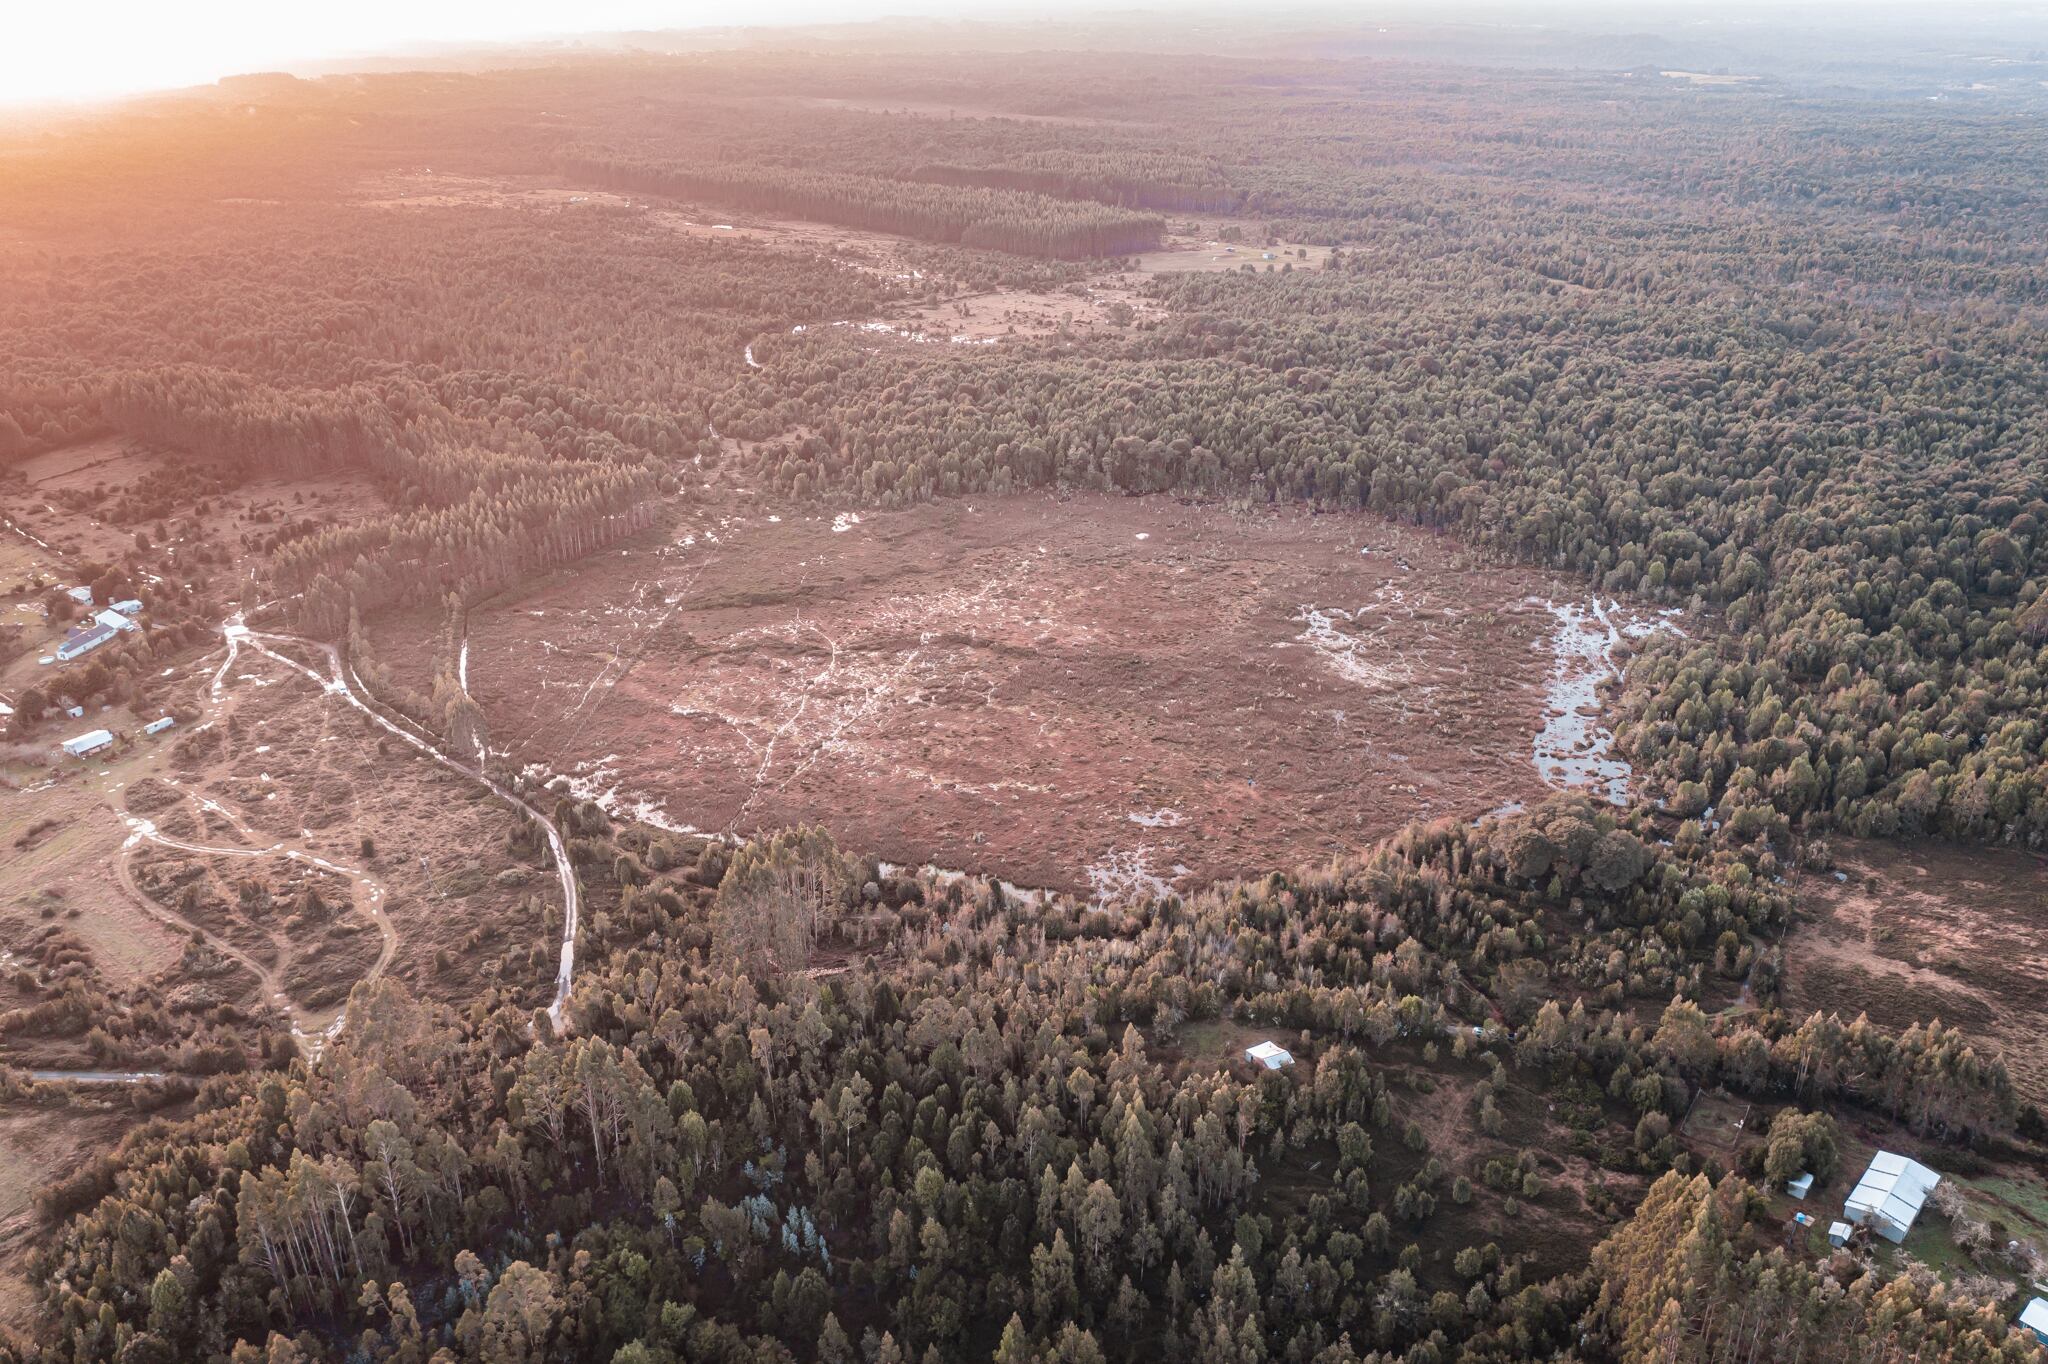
left=563, top=152, right=1166, bottom=260
left=5, top=795, right=2032, bottom=1364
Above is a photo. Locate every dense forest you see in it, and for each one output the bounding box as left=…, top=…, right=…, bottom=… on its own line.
left=3, top=28, right=2047, bottom=1364
left=7, top=801, right=2038, bottom=1364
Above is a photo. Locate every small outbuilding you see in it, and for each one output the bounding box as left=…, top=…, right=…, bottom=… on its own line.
left=2019, top=1297, right=2048, bottom=1345
left=1827, top=1221, right=1853, bottom=1248
left=144, top=716, right=176, bottom=735
left=1844, top=1150, right=1940, bottom=1244
left=1786, top=1172, right=1815, bottom=1200
left=65, top=585, right=94, bottom=605
left=111, top=599, right=143, bottom=615
left=62, top=729, right=114, bottom=758
left=94, top=608, right=138, bottom=633
left=1244, top=1041, right=1294, bottom=1071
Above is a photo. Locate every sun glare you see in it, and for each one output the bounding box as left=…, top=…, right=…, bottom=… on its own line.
left=1, top=1, right=729, bottom=107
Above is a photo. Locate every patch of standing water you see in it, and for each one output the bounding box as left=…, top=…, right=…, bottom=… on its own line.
left=1294, top=601, right=1407, bottom=690
left=530, top=757, right=712, bottom=838
left=1085, top=847, right=1186, bottom=905
left=1531, top=597, right=1681, bottom=805
left=877, top=859, right=1049, bottom=908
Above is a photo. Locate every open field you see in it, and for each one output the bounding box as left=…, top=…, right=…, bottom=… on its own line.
left=1, top=777, right=184, bottom=997
left=1784, top=839, right=2048, bottom=1104
left=0, top=1099, right=162, bottom=1331
left=411, top=493, right=1599, bottom=897
left=762, top=95, right=1141, bottom=126
left=355, top=171, right=1327, bottom=347
left=159, top=643, right=561, bottom=1006
left=3, top=446, right=560, bottom=1067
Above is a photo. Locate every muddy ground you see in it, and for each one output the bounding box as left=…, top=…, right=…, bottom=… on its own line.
left=398, top=493, right=1580, bottom=897
left=1784, top=838, right=2048, bottom=1105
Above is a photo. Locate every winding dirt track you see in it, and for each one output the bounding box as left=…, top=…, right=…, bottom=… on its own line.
left=121, top=780, right=397, bottom=1054
left=223, top=619, right=582, bottom=1032
left=54, top=613, right=583, bottom=1086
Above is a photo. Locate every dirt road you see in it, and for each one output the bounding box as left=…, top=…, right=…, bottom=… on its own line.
left=228, top=620, right=583, bottom=1032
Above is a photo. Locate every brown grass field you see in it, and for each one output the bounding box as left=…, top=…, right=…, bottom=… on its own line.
left=1784, top=838, right=2048, bottom=1104
left=392, top=492, right=1587, bottom=897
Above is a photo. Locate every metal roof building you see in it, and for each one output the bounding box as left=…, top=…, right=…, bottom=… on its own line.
left=2019, top=1297, right=2048, bottom=1345
left=1244, top=1041, right=1294, bottom=1070
left=57, top=621, right=118, bottom=661
left=62, top=729, right=113, bottom=757
left=1843, top=1151, right=1940, bottom=1244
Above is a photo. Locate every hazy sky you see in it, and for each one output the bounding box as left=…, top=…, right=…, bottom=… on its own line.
left=6, top=0, right=2032, bottom=107
left=4, top=0, right=1070, bottom=105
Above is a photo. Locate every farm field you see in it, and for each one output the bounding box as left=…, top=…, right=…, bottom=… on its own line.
left=427, top=493, right=1597, bottom=897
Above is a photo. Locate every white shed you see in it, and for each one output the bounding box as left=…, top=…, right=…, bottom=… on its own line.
left=144, top=716, right=176, bottom=735
left=1785, top=1172, right=1815, bottom=1199
left=62, top=729, right=113, bottom=758
left=1843, top=1151, right=1939, bottom=1243
left=2019, top=1297, right=2048, bottom=1345
left=1827, top=1221, right=1852, bottom=1248
left=1244, top=1041, right=1294, bottom=1070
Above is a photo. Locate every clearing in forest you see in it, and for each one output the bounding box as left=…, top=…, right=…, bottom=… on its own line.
left=441, top=493, right=1611, bottom=897
left=1785, top=839, right=2048, bottom=1105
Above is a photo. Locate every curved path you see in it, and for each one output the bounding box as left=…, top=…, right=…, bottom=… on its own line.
left=121, top=783, right=397, bottom=1055
left=227, top=621, right=582, bottom=1032
left=92, top=606, right=578, bottom=1084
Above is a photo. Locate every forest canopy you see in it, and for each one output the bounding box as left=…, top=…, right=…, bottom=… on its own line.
left=3, top=28, right=2047, bottom=1364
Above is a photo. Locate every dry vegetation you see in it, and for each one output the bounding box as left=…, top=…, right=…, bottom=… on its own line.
left=1786, top=840, right=2048, bottom=1105
left=1, top=21, right=2046, bottom=1364
left=377, top=493, right=1572, bottom=896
